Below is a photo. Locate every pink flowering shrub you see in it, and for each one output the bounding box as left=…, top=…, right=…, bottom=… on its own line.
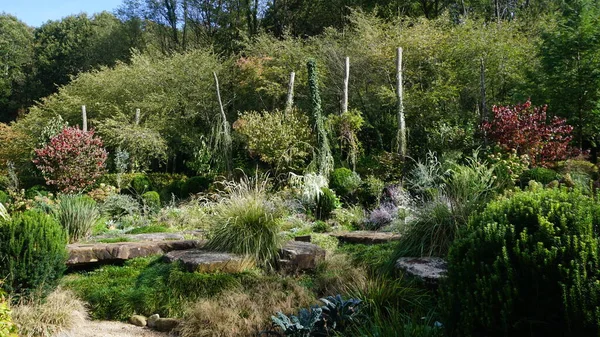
left=34, top=127, right=108, bottom=193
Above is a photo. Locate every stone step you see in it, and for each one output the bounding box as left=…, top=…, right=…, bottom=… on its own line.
left=163, top=250, right=255, bottom=273
left=67, top=240, right=205, bottom=266
left=331, top=231, right=401, bottom=244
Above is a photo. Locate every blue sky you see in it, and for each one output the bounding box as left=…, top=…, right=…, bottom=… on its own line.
left=1, top=0, right=124, bottom=27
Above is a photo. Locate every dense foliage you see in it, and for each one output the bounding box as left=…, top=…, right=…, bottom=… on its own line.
left=0, top=210, right=67, bottom=298
left=34, top=127, right=107, bottom=193
left=443, top=188, right=600, bottom=336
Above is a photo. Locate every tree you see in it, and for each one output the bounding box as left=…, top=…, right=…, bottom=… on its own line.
left=0, top=14, right=34, bottom=122
left=540, top=0, right=600, bottom=150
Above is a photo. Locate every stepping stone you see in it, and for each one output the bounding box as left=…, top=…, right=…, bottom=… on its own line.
left=396, top=257, right=447, bottom=284
left=331, top=231, right=401, bottom=244
left=89, top=230, right=205, bottom=243
left=67, top=240, right=204, bottom=266
left=278, top=241, right=326, bottom=272
left=163, top=249, right=255, bottom=273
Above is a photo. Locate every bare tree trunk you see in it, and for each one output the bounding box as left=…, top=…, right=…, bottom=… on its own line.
left=285, top=71, right=295, bottom=114
left=135, top=108, right=141, bottom=125
left=82, top=105, right=87, bottom=132
left=480, top=57, right=487, bottom=144
left=396, top=48, right=407, bottom=159
left=342, top=56, right=349, bottom=114
left=213, top=71, right=232, bottom=174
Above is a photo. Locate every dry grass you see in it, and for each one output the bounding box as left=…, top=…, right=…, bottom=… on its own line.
left=178, top=278, right=315, bottom=337
left=12, top=288, right=87, bottom=337
left=313, top=253, right=368, bottom=296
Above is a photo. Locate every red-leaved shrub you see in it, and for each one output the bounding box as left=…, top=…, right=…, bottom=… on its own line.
left=482, top=100, right=575, bottom=167
left=34, top=127, right=108, bottom=193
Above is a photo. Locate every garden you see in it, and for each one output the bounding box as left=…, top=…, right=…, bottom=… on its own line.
left=3, top=1, right=600, bottom=336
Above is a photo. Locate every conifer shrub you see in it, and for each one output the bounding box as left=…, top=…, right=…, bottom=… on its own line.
left=130, top=174, right=152, bottom=194
left=182, top=176, right=212, bottom=196
left=329, top=168, right=362, bottom=200
left=0, top=210, right=67, bottom=298
left=442, top=188, right=600, bottom=337
left=314, top=187, right=340, bottom=220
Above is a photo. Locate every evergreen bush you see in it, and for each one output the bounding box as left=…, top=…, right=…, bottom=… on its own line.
left=0, top=210, right=67, bottom=298
left=130, top=174, right=152, bottom=194
left=519, top=167, right=561, bottom=185
left=442, top=188, right=600, bottom=337
left=314, top=188, right=341, bottom=220
left=329, top=168, right=362, bottom=199
left=182, top=176, right=212, bottom=196
left=141, top=191, right=161, bottom=213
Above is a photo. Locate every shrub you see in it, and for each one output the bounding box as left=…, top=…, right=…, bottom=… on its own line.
left=141, top=191, right=161, bottom=214
left=329, top=168, right=362, bottom=199
left=519, top=167, right=561, bottom=185
left=25, top=185, right=49, bottom=199
left=205, top=174, right=285, bottom=268
left=182, top=176, right=212, bottom=196
left=54, top=195, right=101, bottom=243
left=442, top=188, right=600, bottom=337
left=0, top=210, right=67, bottom=298
left=100, top=194, right=140, bottom=219
left=130, top=174, right=152, bottom=194
left=482, top=100, right=576, bottom=167
left=366, top=203, right=398, bottom=230
left=33, top=127, right=108, bottom=193
left=311, top=220, right=331, bottom=233
left=332, top=206, right=365, bottom=230
left=314, top=187, right=340, bottom=220
left=86, top=183, right=118, bottom=202
left=357, top=175, right=385, bottom=208
left=12, top=288, right=86, bottom=337
left=233, top=108, right=313, bottom=173
left=0, top=289, right=18, bottom=337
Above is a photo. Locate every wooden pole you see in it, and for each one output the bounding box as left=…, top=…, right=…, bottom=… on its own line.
left=342, top=56, right=349, bottom=114
left=213, top=71, right=231, bottom=174
left=82, top=105, right=87, bottom=132
left=285, top=71, right=295, bottom=114
left=135, top=108, right=141, bottom=125
left=396, top=47, right=406, bottom=159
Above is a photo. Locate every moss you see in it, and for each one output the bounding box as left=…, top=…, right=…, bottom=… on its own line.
left=126, top=225, right=170, bottom=234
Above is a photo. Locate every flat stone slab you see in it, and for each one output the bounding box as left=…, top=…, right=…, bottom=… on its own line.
left=396, top=257, right=447, bottom=284
left=163, top=249, right=255, bottom=273
left=331, top=231, right=401, bottom=244
left=278, top=241, right=326, bottom=272
left=67, top=240, right=204, bottom=266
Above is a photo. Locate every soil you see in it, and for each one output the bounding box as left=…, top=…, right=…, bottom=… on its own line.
left=57, top=320, right=169, bottom=337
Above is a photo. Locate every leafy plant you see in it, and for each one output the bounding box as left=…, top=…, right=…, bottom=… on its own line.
left=442, top=188, right=600, bottom=337
left=314, top=187, right=340, bottom=220
left=0, top=210, right=67, bottom=299
left=482, top=100, right=576, bottom=167
left=329, top=168, right=362, bottom=200
left=33, top=127, right=108, bottom=193
left=141, top=191, right=161, bottom=214
left=519, top=167, right=561, bottom=186
left=307, top=59, right=333, bottom=177
left=327, top=110, right=364, bottom=170
left=0, top=289, right=17, bottom=337
left=100, top=193, right=140, bottom=220
left=234, top=109, right=313, bottom=173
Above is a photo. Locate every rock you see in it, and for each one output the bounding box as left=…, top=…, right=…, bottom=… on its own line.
left=331, top=231, right=401, bottom=244
left=396, top=257, right=447, bottom=284
left=153, top=318, right=179, bottom=332
left=147, top=314, right=160, bottom=328
left=278, top=241, right=325, bottom=272
left=128, top=315, right=147, bottom=327
left=67, top=240, right=205, bottom=267
left=163, top=249, right=255, bottom=273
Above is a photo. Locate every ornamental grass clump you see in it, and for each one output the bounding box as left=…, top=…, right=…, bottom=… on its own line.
left=205, top=173, right=285, bottom=268
left=442, top=187, right=600, bottom=337
left=54, top=194, right=101, bottom=243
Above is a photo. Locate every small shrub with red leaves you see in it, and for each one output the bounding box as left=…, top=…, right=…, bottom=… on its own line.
left=34, top=127, right=108, bottom=193
left=482, top=100, right=576, bottom=167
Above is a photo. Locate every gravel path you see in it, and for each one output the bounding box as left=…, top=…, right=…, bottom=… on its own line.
left=57, top=320, right=169, bottom=337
